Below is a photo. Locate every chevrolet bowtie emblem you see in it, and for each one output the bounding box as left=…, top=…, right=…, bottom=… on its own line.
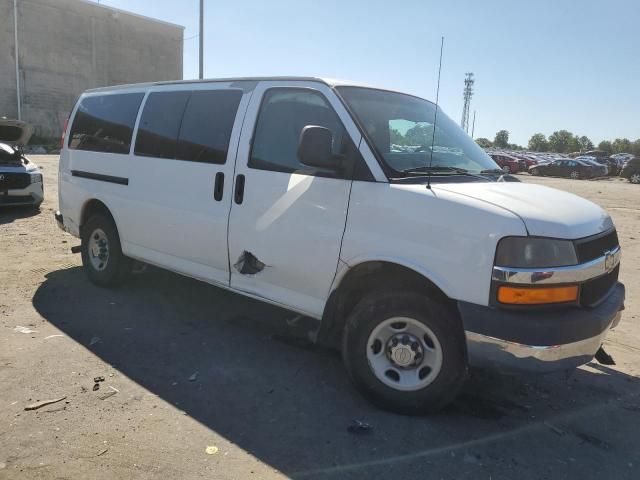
left=604, top=250, right=616, bottom=272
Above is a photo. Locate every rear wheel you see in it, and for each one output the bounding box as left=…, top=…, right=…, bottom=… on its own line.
left=502, top=165, right=510, bottom=174
left=342, top=291, right=467, bottom=415
left=630, top=173, right=640, bottom=184
left=81, top=214, right=130, bottom=287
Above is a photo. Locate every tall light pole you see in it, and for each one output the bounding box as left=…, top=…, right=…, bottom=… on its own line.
left=13, top=0, right=22, bottom=120
left=198, top=0, right=204, bottom=79
left=471, top=110, right=476, bottom=139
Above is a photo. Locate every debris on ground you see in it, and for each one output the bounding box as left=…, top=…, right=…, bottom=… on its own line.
left=463, top=453, right=482, bottom=465
left=347, top=420, right=372, bottom=434
left=14, top=326, right=37, bottom=334
left=24, top=396, right=67, bottom=411
left=544, top=421, right=566, bottom=436
left=205, top=445, right=219, bottom=455
left=97, top=386, right=119, bottom=400
left=595, top=346, right=615, bottom=365
left=574, top=431, right=611, bottom=450
left=94, top=376, right=105, bottom=383
left=96, top=448, right=109, bottom=456
left=188, top=371, right=199, bottom=382
left=92, top=383, right=100, bottom=391
left=89, top=336, right=101, bottom=346
left=44, top=334, right=65, bottom=340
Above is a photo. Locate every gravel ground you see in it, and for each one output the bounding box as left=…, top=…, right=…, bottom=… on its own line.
left=1, top=156, right=639, bottom=479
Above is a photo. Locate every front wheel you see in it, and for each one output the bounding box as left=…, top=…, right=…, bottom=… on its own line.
left=530, top=168, right=540, bottom=176
left=342, top=291, right=467, bottom=415
left=81, top=214, right=130, bottom=287
left=630, top=173, right=640, bottom=184
left=570, top=170, right=581, bottom=180
left=502, top=165, right=511, bottom=174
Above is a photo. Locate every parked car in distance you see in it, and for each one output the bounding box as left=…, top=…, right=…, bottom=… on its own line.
left=576, top=156, right=608, bottom=176
left=488, top=153, right=525, bottom=173
left=0, top=119, right=44, bottom=208
left=529, top=158, right=606, bottom=179
left=55, top=77, right=625, bottom=415
left=509, top=153, right=539, bottom=168
left=620, top=157, right=640, bottom=184
left=583, top=150, right=620, bottom=175
left=611, top=153, right=634, bottom=164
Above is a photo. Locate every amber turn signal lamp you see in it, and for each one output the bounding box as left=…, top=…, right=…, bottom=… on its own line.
left=498, top=285, right=578, bottom=305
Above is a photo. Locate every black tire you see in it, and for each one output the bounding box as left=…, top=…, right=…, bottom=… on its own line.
left=570, top=170, right=581, bottom=180
left=502, top=165, right=511, bottom=174
left=342, top=291, right=467, bottom=415
left=81, top=213, right=130, bottom=287
left=531, top=168, right=539, bottom=176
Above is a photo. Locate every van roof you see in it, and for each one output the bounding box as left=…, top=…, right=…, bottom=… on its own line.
left=84, top=77, right=402, bottom=94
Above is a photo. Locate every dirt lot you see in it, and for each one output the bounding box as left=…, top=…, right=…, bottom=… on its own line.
left=1, top=155, right=639, bottom=479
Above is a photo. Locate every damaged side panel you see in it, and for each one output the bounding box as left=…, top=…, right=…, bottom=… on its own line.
left=234, top=251, right=266, bottom=275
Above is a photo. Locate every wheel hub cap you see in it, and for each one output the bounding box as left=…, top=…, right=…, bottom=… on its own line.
left=88, top=228, right=109, bottom=271
left=366, top=317, right=444, bottom=392
left=387, top=333, right=422, bottom=368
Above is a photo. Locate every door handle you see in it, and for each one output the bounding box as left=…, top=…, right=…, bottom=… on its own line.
left=234, top=174, right=245, bottom=204
left=214, top=172, right=224, bottom=201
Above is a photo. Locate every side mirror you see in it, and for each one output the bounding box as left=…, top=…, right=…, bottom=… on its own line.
left=297, top=125, right=342, bottom=170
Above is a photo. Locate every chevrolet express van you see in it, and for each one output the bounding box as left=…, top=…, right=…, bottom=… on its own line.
left=55, top=77, right=624, bottom=414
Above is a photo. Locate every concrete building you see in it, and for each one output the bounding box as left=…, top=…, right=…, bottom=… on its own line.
left=1, top=0, right=184, bottom=142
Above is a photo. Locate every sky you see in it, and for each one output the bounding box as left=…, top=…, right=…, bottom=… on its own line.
left=96, top=0, right=639, bottom=146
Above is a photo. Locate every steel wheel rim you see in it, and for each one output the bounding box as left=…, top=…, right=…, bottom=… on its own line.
left=366, top=317, right=443, bottom=392
left=88, top=228, right=109, bottom=271
left=631, top=174, right=640, bottom=184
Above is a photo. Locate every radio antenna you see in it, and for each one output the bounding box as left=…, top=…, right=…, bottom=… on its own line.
left=427, top=36, right=444, bottom=190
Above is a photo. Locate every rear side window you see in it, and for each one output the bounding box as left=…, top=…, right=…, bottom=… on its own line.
left=249, top=88, right=360, bottom=178
left=68, top=93, right=144, bottom=154
left=134, top=91, right=190, bottom=159
left=176, top=90, right=243, bottom=164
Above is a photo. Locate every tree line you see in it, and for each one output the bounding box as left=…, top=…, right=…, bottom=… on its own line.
left=476, top=130, right=640, bottom=155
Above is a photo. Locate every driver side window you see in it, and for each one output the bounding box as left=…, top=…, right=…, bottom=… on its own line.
left=249, top=88, right=363, bottom=179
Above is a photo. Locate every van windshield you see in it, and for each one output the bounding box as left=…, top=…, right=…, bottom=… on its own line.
left=336, top=86, right=500, bottom=179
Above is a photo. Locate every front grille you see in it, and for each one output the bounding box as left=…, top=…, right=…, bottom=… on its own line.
left=581, top=264, right=619, bottom=307
left=575, top=229, right=619, bottom=263
left=0, top=172, right=30, bottom=190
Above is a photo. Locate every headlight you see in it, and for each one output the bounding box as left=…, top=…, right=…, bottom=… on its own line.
left=495, top=237, right=577, bottom=268
left=30, top=173, right=43, bottom=184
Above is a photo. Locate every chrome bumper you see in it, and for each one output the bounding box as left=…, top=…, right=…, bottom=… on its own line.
left=0, top=184, right=44, bottom=206
left=466, top=310, right=621, bottom=373
left=460, top=282, right=625, bottom=373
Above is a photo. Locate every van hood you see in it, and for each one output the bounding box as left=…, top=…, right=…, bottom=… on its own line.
left=433, top=182, right=613, bottom=239
left=0, top=119, right=33, bottom=146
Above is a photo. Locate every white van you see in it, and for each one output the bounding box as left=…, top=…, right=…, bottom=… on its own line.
left=56, top=77, right=624, bottom=414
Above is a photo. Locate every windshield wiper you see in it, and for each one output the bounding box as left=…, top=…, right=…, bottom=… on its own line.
left=402, top=166, right=469, bottom=174
left=395, top=165, right=500, bottom=182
